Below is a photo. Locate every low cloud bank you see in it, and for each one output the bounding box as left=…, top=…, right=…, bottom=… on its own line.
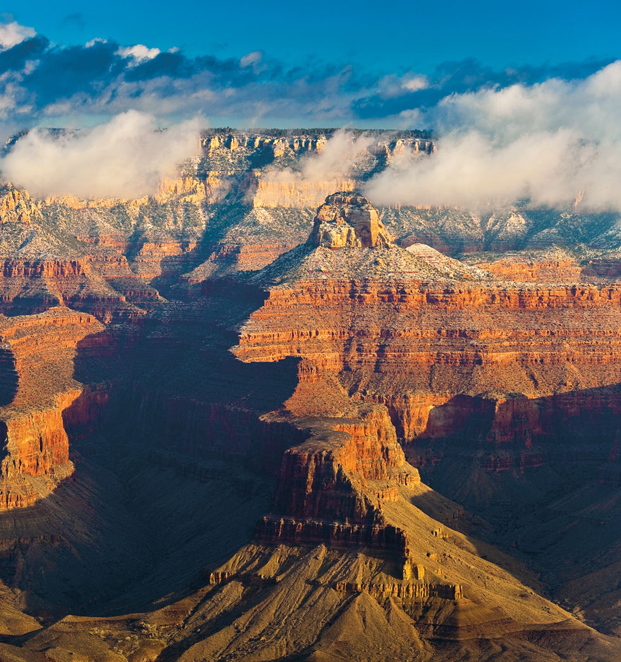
left=1, top=111, right=201, bottom=199
left=364, top=62, right=621, bottom=211
left=363, top=130, right=588, bottom=209
left=255, top=131, right=375, bottom=206
left=2, top=17, right=621, bottom=209
left=273, top=130, right=375, bottom=183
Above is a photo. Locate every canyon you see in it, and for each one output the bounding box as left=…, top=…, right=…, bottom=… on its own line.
left=0, top=130, right=618, bottom=659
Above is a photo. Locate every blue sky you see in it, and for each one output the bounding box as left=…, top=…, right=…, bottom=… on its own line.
left=0, top=1, right=619, bottom=128
left=8, top=1, right=621, bottom=73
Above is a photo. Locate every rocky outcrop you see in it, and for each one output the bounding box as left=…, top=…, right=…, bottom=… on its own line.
left=0, top=308, right=108, bottom=508
left=307, top=192, right=394, bottom=248
left=272, top=408, right=418, bottom=521
left=0, top=184, right=42, bottom=225
left=255, top=402, right=420, bottom=559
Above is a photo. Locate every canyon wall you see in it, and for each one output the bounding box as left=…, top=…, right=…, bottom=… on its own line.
left=0, top=308, right=108, bottom=508
left=235, top=196, right=621, bottom=485
left=0, top=186, right=617, bottom=659
left=4, top=130, right=621, bottom=324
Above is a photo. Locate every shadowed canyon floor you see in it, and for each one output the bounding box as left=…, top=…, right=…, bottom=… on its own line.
left=0, top=133, right=620, bottom=659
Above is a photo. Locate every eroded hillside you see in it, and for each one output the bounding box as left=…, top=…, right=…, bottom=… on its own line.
left=0, top=133, right=618, bottom=660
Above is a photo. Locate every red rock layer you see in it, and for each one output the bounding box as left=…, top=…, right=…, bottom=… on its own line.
left=476, top=258, right=583, bottom=282
left=0, top=258, right=145, bottom=321
left=236, top=278, right=621, bottom=459
left=253, top=356, right=420, bottom=558
left=273, top=408, right=418, bottom=522
left=0, top=308, right=106, bottom=509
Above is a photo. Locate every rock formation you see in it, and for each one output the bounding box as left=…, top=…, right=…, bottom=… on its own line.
left=0, top=308, right=107, bottom=508
left=307, top=191, right=394, bottom=248
left=0, top=135, right=621, bottom=659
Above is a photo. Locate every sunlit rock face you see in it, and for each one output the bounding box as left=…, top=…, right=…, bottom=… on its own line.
left=0, top=184, right=42, bottom=225
left=307, top=192, right=394, bottom=249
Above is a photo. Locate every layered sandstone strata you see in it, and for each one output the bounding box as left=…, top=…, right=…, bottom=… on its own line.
left=0, top=308, right=106, bottom=508
left=6, top=129, right=621, bottom=316
left=217, top=195, right=612, bottom=656
left=237, top=193, right=621, bottom=477
left=0, top=190, right=617, bottom=659
left=252, top=177, right=356, bottom=208
left=257, top=404, right=419, bottom=556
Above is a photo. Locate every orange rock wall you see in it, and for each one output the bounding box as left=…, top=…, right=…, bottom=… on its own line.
left=477, top=259, right=583, bottom=283
left=0, top=309, right=107, bottom=508
left=236, top=279, right=621, bottom=450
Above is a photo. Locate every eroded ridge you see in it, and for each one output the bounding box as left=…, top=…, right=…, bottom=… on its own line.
left=0, top=308, right=105, bottom=508
left=207, top=193, right=621, bottom=659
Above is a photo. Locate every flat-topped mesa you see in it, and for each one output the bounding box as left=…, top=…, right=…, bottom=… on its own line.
left=307, top=192, right=394, bottom=249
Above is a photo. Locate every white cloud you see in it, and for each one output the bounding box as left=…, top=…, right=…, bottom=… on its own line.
left=377, top=72, right=429, bottom=98
left=254, top=130, right=375, bottom=206
left=364, top=130, right=582, bottom=209
left=240, top=51, right=262, bottom=67
left=401, top=74, right=429, bottom=92
left=364, top=61, right=621, bottom=212
left=116, top=44, right=161, bottom=65
left=0, top=70, right=31, bottom=119
left=0, top=21, right=35, bottom=50
left=300, top=130, right=375, bottom=181
left=85, top=38, right=107, bottom=48
left=0, top=110, right=201, bottom=199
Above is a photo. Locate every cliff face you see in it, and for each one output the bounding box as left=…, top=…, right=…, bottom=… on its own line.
left=259, top=405, right=419, bottom=550
left=4, top=130, right=621, bottom=323
left=0, top=308, right=109, bottom=508
left=238, top=252, right=621, bottom=456
left=237, top=277, right=621, bottom=491
left=252, top=177, right=356, bottom=208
